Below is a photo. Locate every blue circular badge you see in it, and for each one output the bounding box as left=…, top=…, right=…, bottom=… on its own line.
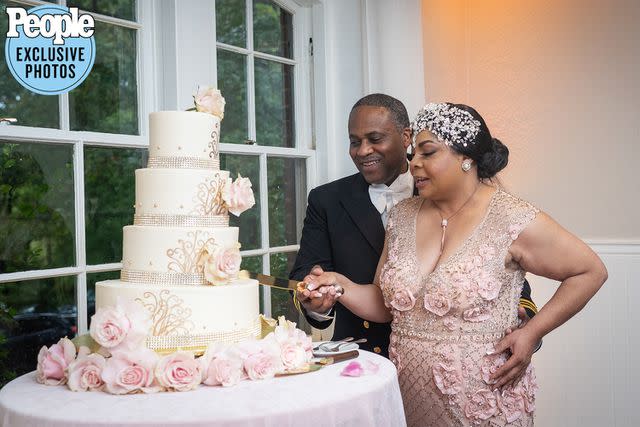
left=4, top=4, right=96, bottom=95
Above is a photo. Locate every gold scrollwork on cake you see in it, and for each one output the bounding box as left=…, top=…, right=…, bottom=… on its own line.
left=167, top=231, right=216, bottom=274
left=191, top=174, right=228, bottom=216
left=136, top=290, right=195, bottom=337
left=209, top=120, right=220, bottom=161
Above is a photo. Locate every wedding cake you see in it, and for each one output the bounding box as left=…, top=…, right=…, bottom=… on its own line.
left=95, top=93, right=260, bottom=354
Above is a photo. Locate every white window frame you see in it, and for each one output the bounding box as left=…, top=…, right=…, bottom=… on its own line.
left=0, top=0, right=157, bottom=335
left=211, top=0, right=316, bottom=317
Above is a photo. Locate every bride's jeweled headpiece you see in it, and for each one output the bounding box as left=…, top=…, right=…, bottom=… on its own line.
left=411, top=103, right=481, bottom=148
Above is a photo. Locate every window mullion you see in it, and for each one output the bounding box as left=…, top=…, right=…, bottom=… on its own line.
left=246, top=0, right=256, bottom=143
left=60, top=93, right=70, bottom=131
left=74, top=141, right=88, bottom=335
left=259, top=152, right=271, bottom=316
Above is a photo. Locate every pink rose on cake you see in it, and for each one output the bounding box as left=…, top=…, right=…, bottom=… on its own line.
left=193, top=85, right=225, bottom=119
left=89, top=300, right=151, bottom=353
left=36, top=337, right=76, bottom=386
left=198, top=242, right=242, bottom=285
left=223, top=174, right=256, bottom=216
left=155, top=351, right=202, bottom=392
left=67, top=348, right=106, bottom=392
left=101, top=348, right=161, bottom=395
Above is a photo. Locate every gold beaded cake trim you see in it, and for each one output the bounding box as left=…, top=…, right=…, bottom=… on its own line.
left=121, top=269, right=206, bottom=286
left=148, top=156, right=220, bottom=170
left=146, top=318, right=261, bottom=353
left=134, top=214, right=229, bottom=227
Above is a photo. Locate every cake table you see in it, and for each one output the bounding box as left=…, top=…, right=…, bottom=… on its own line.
left=0, top=351, right=406, bottom=427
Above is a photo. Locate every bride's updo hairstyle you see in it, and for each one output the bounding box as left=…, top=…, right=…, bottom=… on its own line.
left=411, top=102, right=509, bottom=180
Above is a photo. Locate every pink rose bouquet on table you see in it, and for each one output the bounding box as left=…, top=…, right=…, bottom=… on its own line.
left=66, top=347, right=106, bottom=392
left=193, top=86, right=225, bottom=119
left=89, top=300, right=150, bottom=353
left=223, top=174, right=256, bottom=216
left=101, top=348, right=161, bottom=395
left=200, top=344, right=244, bottom=387
left=197, top=242, right=242, bottom=285
left=269, top=316, right=313, bottom=370
left=155, top=351, right=202, bottom=392
left=236, top=339, right=283, bottom=380
left=36, top=337, right=76, bottom=385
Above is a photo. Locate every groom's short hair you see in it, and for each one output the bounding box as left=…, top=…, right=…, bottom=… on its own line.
left=351, top=93, right=410, bottom=132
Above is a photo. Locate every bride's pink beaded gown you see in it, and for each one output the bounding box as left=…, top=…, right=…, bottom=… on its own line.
left=381, top=189, right=539, bottom=426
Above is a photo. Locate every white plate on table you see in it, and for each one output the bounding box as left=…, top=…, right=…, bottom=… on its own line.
left=312, top=341, right=360, bottom=357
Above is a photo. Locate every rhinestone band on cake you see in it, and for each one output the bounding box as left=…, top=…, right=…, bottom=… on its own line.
left=145, top=318, right=262, bottom=352
left=121, top=269, right=207, bottom=286
left=133, top=214, right=229, bottom=228
left=147, top=156, right=220, bottom=170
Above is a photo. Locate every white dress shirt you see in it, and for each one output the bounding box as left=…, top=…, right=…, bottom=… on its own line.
left=368, top=165, right=414, bottom=227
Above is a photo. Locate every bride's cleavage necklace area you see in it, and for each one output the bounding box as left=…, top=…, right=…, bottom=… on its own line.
left=432, top=184, right=480, bottom=256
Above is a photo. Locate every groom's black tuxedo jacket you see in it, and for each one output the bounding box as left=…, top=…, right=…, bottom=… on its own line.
left=289, top=172, right=535, bottom=358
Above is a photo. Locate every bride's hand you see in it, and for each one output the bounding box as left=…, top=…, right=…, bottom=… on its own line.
left=489, top=326, right=539, bottom=390
left=304, top=271, right=347, bottom=296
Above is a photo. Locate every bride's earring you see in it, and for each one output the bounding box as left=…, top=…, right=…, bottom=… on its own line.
left=462, top=160, right=472, bottom=172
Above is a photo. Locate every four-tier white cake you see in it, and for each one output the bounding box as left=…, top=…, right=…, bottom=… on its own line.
left=95, top=111, right=260, bottom=354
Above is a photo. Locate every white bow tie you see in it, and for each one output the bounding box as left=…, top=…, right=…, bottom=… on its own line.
left=368, top=185, right=408, bottom=215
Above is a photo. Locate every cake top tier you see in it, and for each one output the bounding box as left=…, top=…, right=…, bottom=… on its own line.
left=148, top=111, right=220, bottom=170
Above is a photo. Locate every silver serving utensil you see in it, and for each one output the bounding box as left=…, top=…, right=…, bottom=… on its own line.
left=321, top=338, right=367, bottom=352
left=313, top=337, right=354, bottom=351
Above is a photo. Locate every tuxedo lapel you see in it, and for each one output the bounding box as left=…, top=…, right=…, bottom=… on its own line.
left=339, top=175, right=385, bottom=255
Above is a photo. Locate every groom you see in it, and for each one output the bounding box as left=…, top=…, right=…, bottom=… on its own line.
left=289, top=94, right=537, bottom=357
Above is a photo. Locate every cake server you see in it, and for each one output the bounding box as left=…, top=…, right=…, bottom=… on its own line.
left=245, top=271, right=304, bottom=291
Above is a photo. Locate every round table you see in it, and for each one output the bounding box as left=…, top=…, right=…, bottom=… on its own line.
left=0, top=351, right=406, bottom=427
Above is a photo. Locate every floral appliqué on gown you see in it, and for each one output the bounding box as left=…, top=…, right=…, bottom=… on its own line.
left=380, top=189, right=539, bottom=427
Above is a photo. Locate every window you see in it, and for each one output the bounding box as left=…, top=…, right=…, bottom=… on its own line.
left=214, top=0, right=314, bottom=322
left=0, top=0, right=315, bottom=385
left=0, top=0, right=152, bottom=383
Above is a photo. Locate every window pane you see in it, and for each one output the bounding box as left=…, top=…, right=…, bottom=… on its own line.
left=69, top=21, right=138, bottom=134
left=0, top=141, right=75, bottom=273
left=0, top=1, right=59, bottom=129
left=84, top=146, right=147, bottom=265
left=68, top=0, right=136, bottom=21
left=255, top=59, right=294, bottom=147
left=220, top=154, right=261, bottom=250
left=241, top=255, right=262, bottom=275
left=215, top=0, right=246, bottom=48
left=253, top=0, right=293, bottom=59
left=267, top=157, right=305, bottom=247
left=269, top=252, right=310, bottom=331
left=0, top=276, right=77, bottom=380
left=217, top=50, right=247, bottom=144
left=86, top=271, right=119, bottom=323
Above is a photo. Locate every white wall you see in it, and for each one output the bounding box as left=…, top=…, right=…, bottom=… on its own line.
left=421, top=0, right=640, bottom=425
left=314, top=0, right=425, bottom=181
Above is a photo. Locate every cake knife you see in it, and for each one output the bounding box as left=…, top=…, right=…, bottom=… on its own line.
left=245, top=271, right=344, bottom=296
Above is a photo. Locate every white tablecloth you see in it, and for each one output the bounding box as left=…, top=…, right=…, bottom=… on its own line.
left=0, top=351, right=406, bottom=427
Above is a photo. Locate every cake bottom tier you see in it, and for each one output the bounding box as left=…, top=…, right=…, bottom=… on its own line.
left=95, top=279, right=260, bottom=353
